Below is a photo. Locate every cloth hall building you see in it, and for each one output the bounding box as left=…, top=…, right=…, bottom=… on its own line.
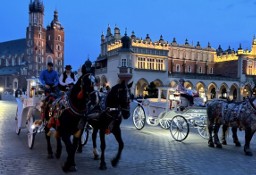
left=95, top=25, right=256, bottom=101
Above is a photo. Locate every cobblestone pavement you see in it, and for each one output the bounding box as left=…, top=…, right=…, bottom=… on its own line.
left=1, top=96, right=256, bottom=175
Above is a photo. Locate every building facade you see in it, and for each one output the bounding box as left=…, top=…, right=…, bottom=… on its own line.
left=0, top=0, right=64, bottom=93
left=95, top=25, right=256, bottom=101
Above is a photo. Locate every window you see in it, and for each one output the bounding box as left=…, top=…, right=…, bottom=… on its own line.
left=147, top=58, right=155, bottom=70
left=138, top=57, right=146, bottom=69
left=47, top=57, right=53, bottom=65
left=199, top=66, right=202, bottom=73
left=248, top=65, right=253, bottom=75
left=12, top=58, right=15, bottom=66
left=34, top=16, right=37, bottom=24
left=48, top=35, right=51, bottom=41
left=210, top=67, right=213, bottom=74
left=56, top=44, right=61, bottom=51
left=121, top=58, right=127, bottom=67
left=156, top=59, right=164, bottom=70
left=58, top=52, right=62, bottom=58
left=188, top=66, right=191, bottom=73
left=57, top=35, right=61, bottom=41
left=176, top=64, right=180, bottom=72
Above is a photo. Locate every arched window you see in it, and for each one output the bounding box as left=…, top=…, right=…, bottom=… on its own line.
left=199, top=66, right=202, bottom=73
left=176, top=64, right=180, bottom=72
left=188, top=66, right=191, bottom=73
left=47, top=56, right=53, bottom=65
left=57, top=35, right=61, bottom=41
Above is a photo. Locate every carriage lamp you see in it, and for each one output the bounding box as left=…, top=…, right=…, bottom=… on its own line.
left=31, top=123, right=36, bottom=130
left=31, top=81, right=36, bottom=87
left=0, top=87, right=4, bottom=92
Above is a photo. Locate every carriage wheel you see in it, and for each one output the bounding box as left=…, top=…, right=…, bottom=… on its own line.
left=159, top=119, right=171, bottom=129
left=170, top=115, right=189, bottom=142
left=15, top=107, right=21, bottom=135
left=159, top=112, right=171, bottom=129
left=132, top=105, right=146, bottom=130
left=197, top=116, right=208, bottom=139
left=197, top=126, right=209, bottom=139
left=81, top=126, right=90, bottom=146
left=27, top=116, right=36, bottom=149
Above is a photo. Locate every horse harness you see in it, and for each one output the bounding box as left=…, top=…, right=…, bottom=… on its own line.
left=220, top=98, right=256, bottom=128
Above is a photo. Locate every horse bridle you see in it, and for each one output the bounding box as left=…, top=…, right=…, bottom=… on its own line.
left=65, top=73, right=92, bottom=116
left=105, top=85, right=131, bottom=118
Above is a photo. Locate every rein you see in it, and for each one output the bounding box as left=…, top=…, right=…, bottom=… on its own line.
left=66, top=96, right=86, bottom=117
left=247, top=98, right=256, bottom=111
left=65, top=73, right=91, bottom=117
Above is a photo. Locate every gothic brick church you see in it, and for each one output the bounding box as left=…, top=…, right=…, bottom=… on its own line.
left=0, top=0, right=64, bottom=93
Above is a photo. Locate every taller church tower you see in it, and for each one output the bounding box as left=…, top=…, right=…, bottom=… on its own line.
left=26, top=0, right=64, bottom=77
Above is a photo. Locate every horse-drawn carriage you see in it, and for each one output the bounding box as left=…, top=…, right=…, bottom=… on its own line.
left=132, top=87, right=208, bottom=141
left=15, top=78, right=43, bottom=149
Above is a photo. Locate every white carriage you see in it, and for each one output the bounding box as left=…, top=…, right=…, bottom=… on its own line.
left=132, top=87, right=208, bottom=141
left=15, top=78, right=43, bottom=149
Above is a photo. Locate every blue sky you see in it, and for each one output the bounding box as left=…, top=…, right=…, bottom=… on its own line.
left=1, top=0, right=256, bottom=70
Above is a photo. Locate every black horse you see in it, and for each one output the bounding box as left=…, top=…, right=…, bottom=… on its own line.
left=39, top=73, right=94, bottom=172
left=85, top=80, right=133, bottom=170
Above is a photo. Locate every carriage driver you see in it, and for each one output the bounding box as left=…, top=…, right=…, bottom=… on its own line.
left=59, top=65, right=78, bottom=92
left=176, top=78, right=194, bottom=106
left=39, top=62, right=59, bottom=95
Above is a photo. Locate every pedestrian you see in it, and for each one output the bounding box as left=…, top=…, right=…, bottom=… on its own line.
left=59, top=65, right=78, bottom=92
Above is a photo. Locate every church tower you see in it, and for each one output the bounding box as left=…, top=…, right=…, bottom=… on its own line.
left=46, top=10, right=65, bottom=73
left=26, top=0, right=64, bottom=78
left=26, top=0, right=46, bottom=77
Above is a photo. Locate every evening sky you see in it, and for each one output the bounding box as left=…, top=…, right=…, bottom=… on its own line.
left=1, top=0, right=256, bottom=70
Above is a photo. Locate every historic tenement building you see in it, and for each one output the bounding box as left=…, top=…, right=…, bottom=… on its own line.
left=0, top=0, right=64, bottom=93
left=95, top=25, right=256, bottom=101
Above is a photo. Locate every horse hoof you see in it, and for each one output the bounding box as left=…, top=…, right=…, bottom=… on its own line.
left=77, top=148, right=83, bottom=153
left=99, top=165, right=107, bottom=170
left=208, top=142, right=214, bottom=148
left=47, top=154, right=54, bottom=159
left=62, top=163, right=77, bottom=172
left=244, top=146, right=253, bottom=156
left=111, top=158, right=118, bottom=167
left=94, top=155, right=99, bottom=160
left=55, top=152, right=61, bottom=159
left=234, top=141, right=241, bottom=147
left=62, top=165, right=77, bottom=172
left=215, top=144, right=222, bottom=148
left=221, top=140, right=227, bottom=145
left=245, top=151, right=253, bottom=156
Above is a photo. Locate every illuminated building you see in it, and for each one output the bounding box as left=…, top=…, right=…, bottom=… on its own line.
left=95, top=25, right=256, bottom=101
